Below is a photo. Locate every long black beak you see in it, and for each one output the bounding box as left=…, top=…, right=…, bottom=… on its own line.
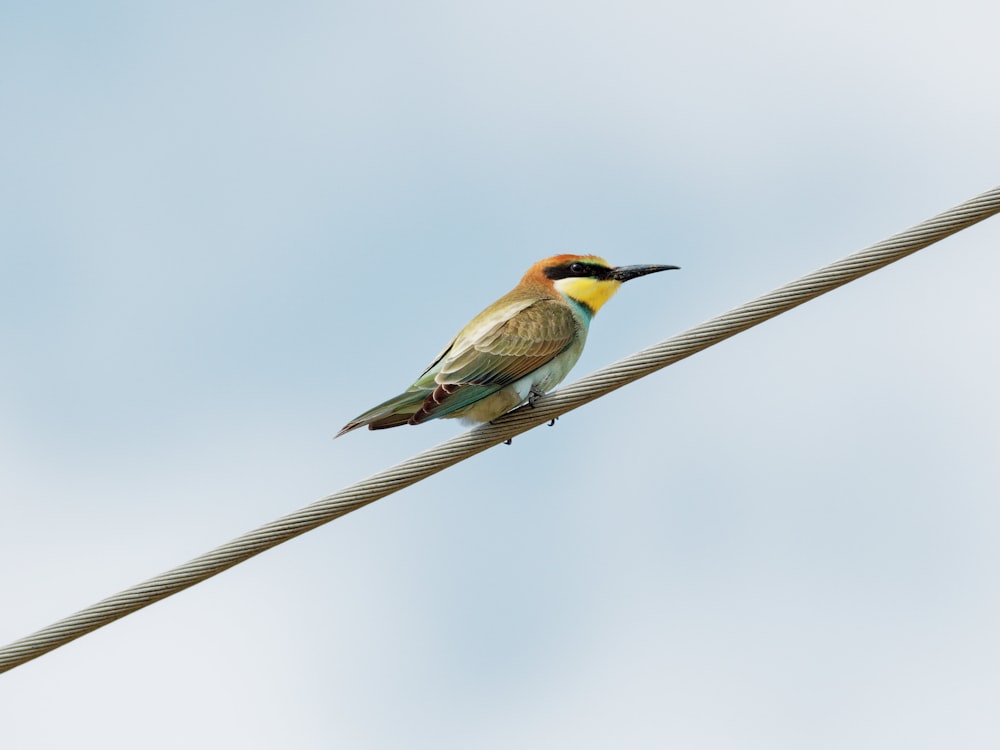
left=610, top=264, right=680, bottom=282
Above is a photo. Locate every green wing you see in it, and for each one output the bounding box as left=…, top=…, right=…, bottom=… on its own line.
left=410, top=298, right=580, bottom=423
left=337, top=297, right=581, bottom=435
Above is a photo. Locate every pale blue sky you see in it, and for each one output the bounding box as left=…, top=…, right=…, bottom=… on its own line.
left=2, top=2, right=999, bottom=748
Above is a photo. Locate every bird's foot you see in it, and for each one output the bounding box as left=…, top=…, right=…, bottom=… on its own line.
left=504, top=438, right=513, bottom=446
left=547, top=417, right=558, bottom=427
left=527, top=387, right=546, bottom=408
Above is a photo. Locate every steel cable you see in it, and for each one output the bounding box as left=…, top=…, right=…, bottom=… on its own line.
left=2, top=185, right=998, bottom=674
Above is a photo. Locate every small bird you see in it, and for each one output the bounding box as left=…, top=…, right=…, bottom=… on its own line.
left=336, top=254, right=678, bottom=437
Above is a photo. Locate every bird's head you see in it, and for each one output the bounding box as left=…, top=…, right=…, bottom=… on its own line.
left=526, top=254, right=679, bottom=316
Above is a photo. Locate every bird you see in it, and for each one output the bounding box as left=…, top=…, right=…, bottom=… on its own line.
left=336, top=254, right=679, bottom=437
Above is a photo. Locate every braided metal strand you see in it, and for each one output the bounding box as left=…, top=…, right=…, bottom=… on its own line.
left=2, top=185, right=998, bottom=674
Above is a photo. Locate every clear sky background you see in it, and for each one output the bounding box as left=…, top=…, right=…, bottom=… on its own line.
left=2, top=2, right=999, bottom=748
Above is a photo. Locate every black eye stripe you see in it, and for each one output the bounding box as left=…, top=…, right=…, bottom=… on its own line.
left=544, top=262, right=611, bottom=281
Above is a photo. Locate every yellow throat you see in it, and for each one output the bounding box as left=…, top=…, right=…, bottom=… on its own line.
left=552, top=275, right=623, bottom=315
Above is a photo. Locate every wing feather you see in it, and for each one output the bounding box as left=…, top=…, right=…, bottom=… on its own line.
left=410, top=298, right=580, bottom=422
left=439, top=299, right=578, bottom=385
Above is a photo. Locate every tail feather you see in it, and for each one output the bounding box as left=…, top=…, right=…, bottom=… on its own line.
left=335, top=389, right=430, bottom=437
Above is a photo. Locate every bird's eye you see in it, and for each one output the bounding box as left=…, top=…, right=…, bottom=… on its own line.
left=569, top=262, right=587, bottom=275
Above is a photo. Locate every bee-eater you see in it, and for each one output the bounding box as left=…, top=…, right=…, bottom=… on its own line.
left=336, top=254, right=679, bottom=437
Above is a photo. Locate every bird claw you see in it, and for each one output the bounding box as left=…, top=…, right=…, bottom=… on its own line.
left=504, top=438, right=513, bottom=446
left=547, top=418, right=558, bottom=427
left=527, top=387, right=545, bottom=408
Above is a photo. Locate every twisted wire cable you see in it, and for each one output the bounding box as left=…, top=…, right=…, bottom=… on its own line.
left=2, top=185, right=998, bottom=674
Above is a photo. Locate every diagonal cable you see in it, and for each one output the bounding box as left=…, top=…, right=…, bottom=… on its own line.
left=2, top=185, right=999, bottom=674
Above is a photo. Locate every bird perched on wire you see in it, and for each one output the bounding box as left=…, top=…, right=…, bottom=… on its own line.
left=336, top=254, right=678, bottom=437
